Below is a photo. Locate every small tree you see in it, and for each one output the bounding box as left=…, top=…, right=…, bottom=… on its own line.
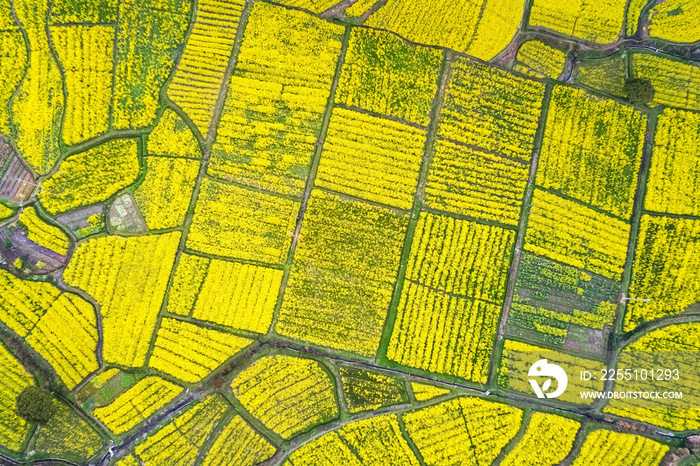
left=16, top=386, right=56, bottom=423
left=624, top=78, right=656, bottom=105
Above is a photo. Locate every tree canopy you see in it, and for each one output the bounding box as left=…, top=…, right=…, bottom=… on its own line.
left=16, top=386, right=56, bottom=423
left=624, top=78, right=656, bottom=105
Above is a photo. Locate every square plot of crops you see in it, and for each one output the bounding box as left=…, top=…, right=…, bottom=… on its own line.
left=536, top=86, right=645, bottom=219
left=166, top=253, right=283, bottom=334
left=424, top=139, right=530, bottom=226
left=335, top=28, right=443, bottom=126
left=645, top=109, right=700, bottom=216
left=387, top=281, right=501, bottom=383
left=524, top=188, right=630, bottom=280
left=437, top=57, right=545, bottom=162
left=406, top=212, right=515, bottom=303
left=506, top=252, right=618, bottom=355
left=186, top=178, right=300, bottom=264
left=315, top=107, right=426, bottom=210
left=276, top=190, right=409, bottom=356
left=207, top=3, right=345, bottom=197
left=386, top=213, right=515, bottom=382
left=529, top=0, right=626, bottom=44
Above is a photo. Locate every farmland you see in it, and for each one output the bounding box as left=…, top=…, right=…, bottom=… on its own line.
left=0, top=0, right=698, bottom=464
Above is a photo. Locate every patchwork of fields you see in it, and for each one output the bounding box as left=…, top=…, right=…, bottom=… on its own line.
left=0, top=0, right=699, bottom=464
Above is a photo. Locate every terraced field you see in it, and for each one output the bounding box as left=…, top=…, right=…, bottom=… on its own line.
left=0, top=0, right=699, bottom=464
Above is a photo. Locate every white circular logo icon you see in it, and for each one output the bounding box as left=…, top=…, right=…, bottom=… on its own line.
left=528, top=359, right=568, bottom=399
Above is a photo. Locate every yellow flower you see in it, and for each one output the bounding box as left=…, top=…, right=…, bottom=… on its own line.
left=231, top=355, right=338, bottom=439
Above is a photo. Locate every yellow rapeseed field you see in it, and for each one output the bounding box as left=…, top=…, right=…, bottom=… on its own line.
left=208, top=2, right=343, bottom=197
left=186, top=178, right=299, bottom=263
left=50, top=25, right=114, bottom=146
left=63, top=232, right=180, bottom=366
left=17, top=206, right=70, bottom=255
left=134, top=156, right=199, bottom=230
left=231, top=355, right=338, bottom=439
left=202, top=414, right=277, bottom=466
left=0, top=343, right=33, bottom=451
left=93, top=376, right=183, bottom=435
left=149, top=318, right=252, bottom=383
left=167, top=253, right=283, bottom=333
left=315, top=107, right=426, bottom=210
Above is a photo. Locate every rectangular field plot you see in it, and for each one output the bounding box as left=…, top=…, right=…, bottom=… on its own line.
left=645, top=109, right=700, bottom=216
left=167, top=253, right=283, bottom=334
left=335, top=28, right=443, bottom=126
left=498, top=340, right=604, bottom=405
left=632, top=52, right=700, bottom=111
left=524, top=189, right=630, bottom=280
left=276, top=190, right=408, bottom=356
left=424, top=139, right=529, bottom=225
left=437, top=57, right=545, bottom=162
left=208, top=2, right=344, bottom=197
left=514, top=40, right=566, bottom=79
left=387, top=281, right=500, bottom=383
left=166, top=0, right=244, bottom=137
left=186, top=178, right=300, bottom=264
left=536, top=86, right=645, bottom=219
left=386, top=212, right=514, bottom=382
left=406, top=212, right=515, bottom=303
left=529, top=0, right=626, bottom=44
left=315, top=108, right=426, bottom=210
left=506, top=252, right=617, bottom=354
left=625, top=215, right=700, bottom=331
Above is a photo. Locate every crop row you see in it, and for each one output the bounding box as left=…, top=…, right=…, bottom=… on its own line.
left=167, top=0, right=245, bottom=138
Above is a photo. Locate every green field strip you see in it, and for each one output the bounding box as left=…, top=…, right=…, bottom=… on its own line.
left=322, top=360, right=351, bottom=421
left=397, top=414, right=427, bottom=466
left=375, top=50, right=452, bottom=365
left=107, top=0, right=121, bottom=133
left=266, top=26, right=352, bottom=338
left=420, top=205, right=520, bottom=232
left=180, top=248, right=285, bottom=270
left=434, top=134, right=532, bottom=166
left=331, top=102, right=429, bottom=131
left=533, top=184, right=633, bottom=223
left=191, top=407, right=240, bottom=466
left=401, top=277, right=507, bottom=308
left=492, top=407, right=532, bottom=465
left=312, top=186, right=412, bottom=215
left=221, top=389, right=286, bottom=448
left=488, top=82, right=553, bottom=388
left=200, top=171, right=302, bottom=202
left=614, top=109, right=658, bottom=340
left=641, top=210, right=700, bottom=221
left=520, top=0, right=536, bottom=31
left=44, top=9, right=69, bottom=157
left=159, top=311, right=264, bottom=341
